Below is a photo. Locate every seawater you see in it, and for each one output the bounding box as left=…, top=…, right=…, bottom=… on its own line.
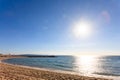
left=3, top=56, right=120, bottom=78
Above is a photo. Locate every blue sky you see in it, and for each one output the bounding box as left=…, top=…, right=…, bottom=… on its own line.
left=0, top=0, right=120, bottom=55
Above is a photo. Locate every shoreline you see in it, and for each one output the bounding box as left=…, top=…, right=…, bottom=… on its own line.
left=0, top=57, right=113, bottom=80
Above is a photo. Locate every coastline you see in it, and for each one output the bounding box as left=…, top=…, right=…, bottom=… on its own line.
left=0, top=57, right=112, bottom=80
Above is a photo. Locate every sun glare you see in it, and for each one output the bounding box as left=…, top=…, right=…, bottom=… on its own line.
left=73, top=20, right=93, bottom=39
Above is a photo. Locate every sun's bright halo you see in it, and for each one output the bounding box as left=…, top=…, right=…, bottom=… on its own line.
left=73, top=20, right=93, bottom=39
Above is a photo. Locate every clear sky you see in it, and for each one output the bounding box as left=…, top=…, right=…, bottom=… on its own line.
left=0, top=0, right=120, bottom=55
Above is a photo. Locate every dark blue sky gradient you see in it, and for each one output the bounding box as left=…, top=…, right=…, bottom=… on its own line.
left=0, top=0, right=120, bottom=55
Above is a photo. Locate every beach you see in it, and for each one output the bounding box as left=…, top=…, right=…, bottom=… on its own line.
left=0, top=57, right=112, bottom=80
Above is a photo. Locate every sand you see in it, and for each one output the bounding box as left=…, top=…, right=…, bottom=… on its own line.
left=0, top=57, right=112, bottom=80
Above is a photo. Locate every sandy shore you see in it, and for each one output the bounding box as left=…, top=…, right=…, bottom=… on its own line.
left=0, top=57, right=112, bottom=80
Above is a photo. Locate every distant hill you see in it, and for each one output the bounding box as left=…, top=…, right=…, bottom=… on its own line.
left=19, top=54, right=56, bottom=57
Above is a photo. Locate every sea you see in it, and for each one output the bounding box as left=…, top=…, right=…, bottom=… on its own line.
left=3, top=56, right=120, bottom=79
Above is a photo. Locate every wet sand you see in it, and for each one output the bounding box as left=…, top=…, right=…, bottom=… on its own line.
left=0, top=57, right=112, bottom=80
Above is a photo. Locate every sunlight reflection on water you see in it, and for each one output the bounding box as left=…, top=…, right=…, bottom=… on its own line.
left=74, top=56, right=99, bottom=75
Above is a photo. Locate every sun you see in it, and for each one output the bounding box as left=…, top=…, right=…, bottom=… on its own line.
left=73, top=20, right=93, bottom=39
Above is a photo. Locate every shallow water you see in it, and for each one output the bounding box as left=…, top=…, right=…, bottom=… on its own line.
left=3, top=56, right=120, bottom=77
